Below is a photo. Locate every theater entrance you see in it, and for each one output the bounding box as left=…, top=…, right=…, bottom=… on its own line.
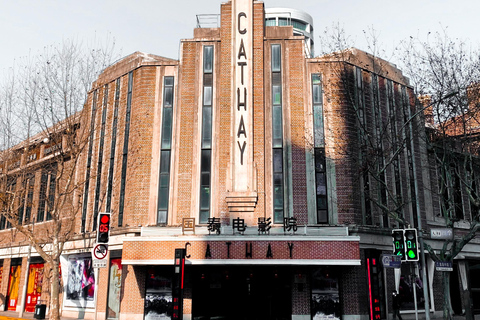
left=191, top=266, right=292, bottom=320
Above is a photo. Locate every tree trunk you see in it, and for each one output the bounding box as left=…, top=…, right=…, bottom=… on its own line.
left=49, top=259, right=61, bottom=320
left=443, top=271, right=454, bottom=320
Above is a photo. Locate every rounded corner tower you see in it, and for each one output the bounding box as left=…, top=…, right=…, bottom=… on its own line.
left=265, top=7, right=315, bottom=57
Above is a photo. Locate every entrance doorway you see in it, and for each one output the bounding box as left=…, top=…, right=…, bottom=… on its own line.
left=191, top=266, right=292, bottom=320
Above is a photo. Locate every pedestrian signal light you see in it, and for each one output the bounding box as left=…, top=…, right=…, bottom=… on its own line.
left=404, top=228, right=419, bottom=261
left=392, top=229, right=406, bottom=261
left=96, top=213, right=111, bottom=244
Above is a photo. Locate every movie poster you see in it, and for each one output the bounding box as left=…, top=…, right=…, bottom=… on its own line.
left=107, top=258, right=122, bottom=319
left=65, top=256, right=95, bottom=307
left=7, top=265, right=21, bottom=311
left=25, top=263, right=44, bottom=312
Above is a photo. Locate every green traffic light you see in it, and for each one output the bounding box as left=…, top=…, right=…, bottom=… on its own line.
left=407, top=250, right=417, bottom=259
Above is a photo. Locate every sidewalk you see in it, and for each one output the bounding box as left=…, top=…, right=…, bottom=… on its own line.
left=0, top=310, right=78, bottom=320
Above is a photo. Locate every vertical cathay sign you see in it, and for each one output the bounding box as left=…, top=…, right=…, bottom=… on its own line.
left=233, top=0, right=253, bottom=191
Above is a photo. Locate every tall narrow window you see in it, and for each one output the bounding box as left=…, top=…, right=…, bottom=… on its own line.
left=38, top=164, right=57, bottom=222
left=157, top=76, right=175, bottom=225
left=199, top=46, right=213, bottom=224
left=272, top=44, right=284, bottom=223
left=81, top=90, right=98, bottom=232
left=312, top=74, right=328, bottom=224
left=372, top=74, right=388, bottom=227
left=402, top=86, right=419, bottom=226
left=387, top=80, right=403, bottom=225
left=24, top=173, right=35, bottom=224
left=118, top=71, right=133, bottom=227
left=355, top=67, right=372, bottom=225
left=106, top=78, right=121, bottom=213
left=93, top=84, right=108, bottom=231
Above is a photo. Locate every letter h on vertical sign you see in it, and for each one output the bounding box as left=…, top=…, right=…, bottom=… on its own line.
left=172, top=248, right=186, bottom=320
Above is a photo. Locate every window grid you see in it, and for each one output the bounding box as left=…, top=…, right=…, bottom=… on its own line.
left=93, top=84, right=108, bottom=231
left=199, top=46, right=213, bottom=224
left=157, top=76, right=175, bottom=225
left=312, top=74, right=328, bottom=224
left=118, top=71, right=133, bottom=227
left=272, top=44, right=284, bottom=224
left=106, top=78, right=121, bottom=212
left=81, top=89, right=98, bottom=232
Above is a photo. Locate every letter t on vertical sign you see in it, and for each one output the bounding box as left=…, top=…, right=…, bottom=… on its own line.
left=172, top=248, right=186, bottom=320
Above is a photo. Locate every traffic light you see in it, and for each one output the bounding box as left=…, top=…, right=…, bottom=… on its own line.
left=404, top=228, right=419, bottom=261
left=96, top=213, right=111, bottom=243
left=392, top=229, right=406, bottom=261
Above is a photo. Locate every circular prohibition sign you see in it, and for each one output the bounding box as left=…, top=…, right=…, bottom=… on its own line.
left=93, top=244, right=108, bottom=260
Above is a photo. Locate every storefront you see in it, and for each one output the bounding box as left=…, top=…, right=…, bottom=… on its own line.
left=122, top=236, right=360, bottom=320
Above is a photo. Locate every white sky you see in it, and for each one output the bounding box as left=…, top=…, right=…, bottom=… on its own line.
left=1, top=0, right=479, bottom=76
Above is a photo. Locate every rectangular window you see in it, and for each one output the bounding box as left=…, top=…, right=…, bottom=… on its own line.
left=37, top=164, right=57, bottom=222
left=199, top=46, right=214, bottom=223
left=312, top=74, right=328, bottom=224
left=272, top=44, right=284, bottom=223
left=119, top=71, right=134, bottom=227
left=93, top=84, right=109, bottom=230
left=106, top=78, right=121, bottom=212
left=157, top=76, right=175, bottom=225
left=355, top=67, right=372, bottom=225
left=272, top=44, right=281, bottom=72
left=24, top=174, right=35, bottom=224
left=81, top=90, right=98, bottom=232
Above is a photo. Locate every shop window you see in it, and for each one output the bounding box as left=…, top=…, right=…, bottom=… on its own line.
left=64, top=255, right=95, bottom=307
left=311, top=267, right=340, bottom=320
left=107, top=258, right=122, bottom=319
left=398, top=262, right=429, bottom=311
left=145, top=266, right=173, bottom=320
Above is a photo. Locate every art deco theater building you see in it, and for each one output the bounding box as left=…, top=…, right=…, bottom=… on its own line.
left=4, top=0, right=475, bottom=319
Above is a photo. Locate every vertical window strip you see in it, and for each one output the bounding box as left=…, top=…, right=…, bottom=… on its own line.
left=272, top=44, right=284, bottom=224
left=18, top=178, right=26, bottom=224
left=93, top=85, right=109, bottom=230
left=81, top=90, right=98, bottom=232
left=372, top=74, right=389, bottom=227
left=402, top=86, right=419, bottom=226
left=46, top=164, right=57, bottom=221
left=157, top=76, right=175, bottom=225
left=118, top=71, right=133, bottom=227
left=312, top=74, right=328, bottom=224
left=37, top=171, right=48, bottom=222
left=199, top=45, right=213, bottom=224
left=387, top=81, right=403, bottom=223
left=25, top=174, right=35, bottom=223
left=355, top=67, right=372, bottom=225
left=106, top=78, right=121, bottom=212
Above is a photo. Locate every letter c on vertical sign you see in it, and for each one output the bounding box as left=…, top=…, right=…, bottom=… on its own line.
left=238, top=12, right=247, bottom=34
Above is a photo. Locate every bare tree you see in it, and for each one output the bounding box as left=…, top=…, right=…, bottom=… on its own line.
left=0, top=38, right=116, bottom=320
left=398, top=30, right=480, bottom=320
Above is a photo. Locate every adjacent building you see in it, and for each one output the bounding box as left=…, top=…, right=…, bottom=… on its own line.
left=1, top=0, right=480, bottom=320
